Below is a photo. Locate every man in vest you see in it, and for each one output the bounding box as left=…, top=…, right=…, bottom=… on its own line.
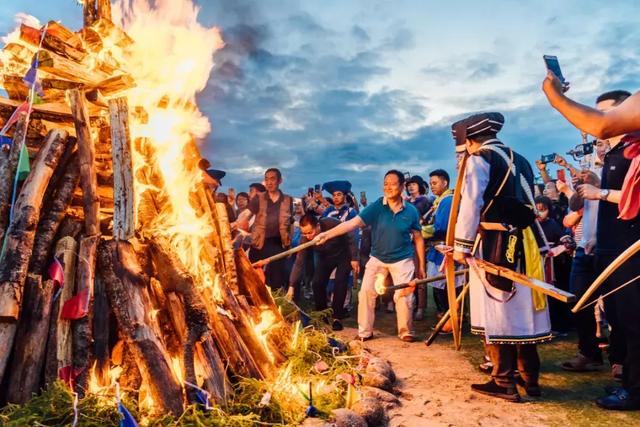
left=237, top=168, right=293, bottom=289
left=451, top=112, right=551, bottom=402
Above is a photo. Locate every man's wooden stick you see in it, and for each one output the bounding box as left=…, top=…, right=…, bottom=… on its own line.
left=471, top=258, right=576, bottom=303
left=424, top=282, right=470, bottom=346
left=251, top=239, right=317, bottom=267
left=375, top=269, right=468, bottom=294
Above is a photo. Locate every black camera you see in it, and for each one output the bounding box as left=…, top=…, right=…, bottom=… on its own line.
left=540, top=153, right=556, bottom=164
left=566, top=141, right=594, bottom=160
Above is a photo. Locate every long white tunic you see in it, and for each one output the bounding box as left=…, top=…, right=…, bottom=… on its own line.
left=455, top=150, right=551, bottom=344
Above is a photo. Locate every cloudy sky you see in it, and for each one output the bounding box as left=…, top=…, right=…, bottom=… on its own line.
left=2, top=0, right=640, bottom=198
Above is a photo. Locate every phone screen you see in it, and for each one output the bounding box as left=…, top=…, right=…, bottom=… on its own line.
left=541, top=153, right=556, bottom=164
left=557, top=169, right=566, bottom=182
left=314, top=184, right=321, bottom=192
left=543, top=55, right=565, bottom=83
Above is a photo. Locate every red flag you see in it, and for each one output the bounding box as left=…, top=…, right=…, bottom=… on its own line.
left=60, top=289, right=89, bottom=320
left=58, top=365, right=84, bottom=389
left=0, top=101, right=31, bottom=136
left=48, top=257, right=64, bottom=287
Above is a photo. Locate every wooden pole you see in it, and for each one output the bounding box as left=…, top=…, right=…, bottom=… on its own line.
left=68, top=89, right=100, bottom=237
left=0, top=114, right=27, bottom=243
left=0, top=129, right=69, bottom=321
left=5, top=275, right=56, bottom=403
left=424, top=283, right=470, bottom=347
left=109, top=97, right=135, bottom=240
left=43, top=236, right=77, bottom=385
left=98, top=239, right=183, bottom=416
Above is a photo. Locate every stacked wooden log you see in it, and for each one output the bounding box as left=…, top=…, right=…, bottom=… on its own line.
left=0, top=2, right=290, bottom=416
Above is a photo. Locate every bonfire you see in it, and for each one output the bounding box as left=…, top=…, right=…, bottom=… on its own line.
left=0, top=1, right=397, bottom=426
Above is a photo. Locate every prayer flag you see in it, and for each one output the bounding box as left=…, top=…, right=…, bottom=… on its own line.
left=118, top=402, right=139, bottom=427
left=60, top=289, right=89, bottom=320
left=17, top=143, right=31, bottom=181
left=0, top=101, right=31, bottom=137
left=0, top=136, right=12, bottom=149
left=58, top=365, right=84, bottom=389
left=48, top=257, right=64, bottom=287
left=23, top=61, right=45, bottom=98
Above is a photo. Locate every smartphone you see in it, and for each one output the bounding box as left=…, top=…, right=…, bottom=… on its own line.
left=314, top=184, right=321, bottom=192
left=228, top=187, right=235, bottom=197
left=540, top=153, right=556, bottom=164
left=360, top=191, right=366, bottom=199
left=557, top=169, right=566, bottom=182
left=543, top=55, right=566, bottom=83
left=404, top=172, right=411, bottom=180
left=307, top=187, right=314, bottom=196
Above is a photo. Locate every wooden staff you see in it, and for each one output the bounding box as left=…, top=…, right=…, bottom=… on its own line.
left=444, top=153, right=468, bottom=350
left=470, top=258, right=576, bottom=303
left=251, top=239, right=317, bottom=267
left=424, top=283, right=470, bottom=346
left=375, top=269, right=468, bottom=294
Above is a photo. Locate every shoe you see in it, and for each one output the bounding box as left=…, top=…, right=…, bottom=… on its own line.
left=471, top=380, right=521, bottom=402
left=515, top=376, right=541, bottom=397
left=441, top=319, right=453, bottom=333
left=331, top=319, right=343, bottom=331
left=551, top=330, right=569, bottom=338
left=400, top=334, right=416, bottom=343
left=604, top=385, right=625, bottom=396
left=560, top=353, right=604, bottom=372
left=356, top=334, right=374, bottom=342
left=596, top=390, right=640, bottom=410
left=479, top=360, right=493, bottom=375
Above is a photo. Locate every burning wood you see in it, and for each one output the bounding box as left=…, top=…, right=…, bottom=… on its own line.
left=0, top=1, right=299, bottom=418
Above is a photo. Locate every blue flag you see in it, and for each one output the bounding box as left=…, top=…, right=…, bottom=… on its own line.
left=118, top=402, right=138, bottom=427
left=23, top=60, right=44, bottom=98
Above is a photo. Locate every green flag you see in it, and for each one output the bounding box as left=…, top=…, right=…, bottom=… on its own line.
left=17, top=143, right=30, bottom=181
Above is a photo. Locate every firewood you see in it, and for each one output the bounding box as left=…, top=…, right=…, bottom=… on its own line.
left=235, top=248, right=286, bottom=324
left=0, top=114, right=28, bottom=244
left=90, top=18, right=134, bottom=48
left=0, top=96, right=102, bottom=124
left=149, top=237, right=228, bottom=403
left=97, top=0, right=112, bottom=22
left=19, top=24, right=87, bottom=63
left=215, top=273, right=283, bottom=370
left=214, top=203, right=238, bottom=293
left=46, top=21, right=84, bottom=50
left=28, top=152, right=80, bottom=275
left=98, top=239, right=183, bottom=415
left=5, top=275, right=55, bottom=403
left=109, top=97, right=135, bottom=240
left=0, top=129, right=69, bottom=321
left=71, top=234, right=99, bottom=394
left=2, top=42, right=33, bottom=67
left=38, top=50, right=110, bottom=86
left=68, top=89, right=100, bottom=236
left=83, top=0, right=99, bottom=28
left=43, top=236, right=77, bottom=385
left=95, top=74, right=135, bottom=96
left=92, top=274, right=110, bottom=387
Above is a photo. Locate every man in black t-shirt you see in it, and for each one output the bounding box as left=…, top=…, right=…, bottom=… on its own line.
left=288, top=213, right=359, bottom=330
left=543, top=79, right=640, bottom=410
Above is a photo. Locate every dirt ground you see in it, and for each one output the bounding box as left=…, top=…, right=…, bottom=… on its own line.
left=338, top=325, right=554, bottom=427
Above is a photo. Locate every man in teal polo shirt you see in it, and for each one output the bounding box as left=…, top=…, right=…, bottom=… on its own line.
left=315, top=170, right=425, bottom=341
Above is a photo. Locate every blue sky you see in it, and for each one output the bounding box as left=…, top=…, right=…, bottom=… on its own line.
left=2, top=0, right=640, bottom=198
